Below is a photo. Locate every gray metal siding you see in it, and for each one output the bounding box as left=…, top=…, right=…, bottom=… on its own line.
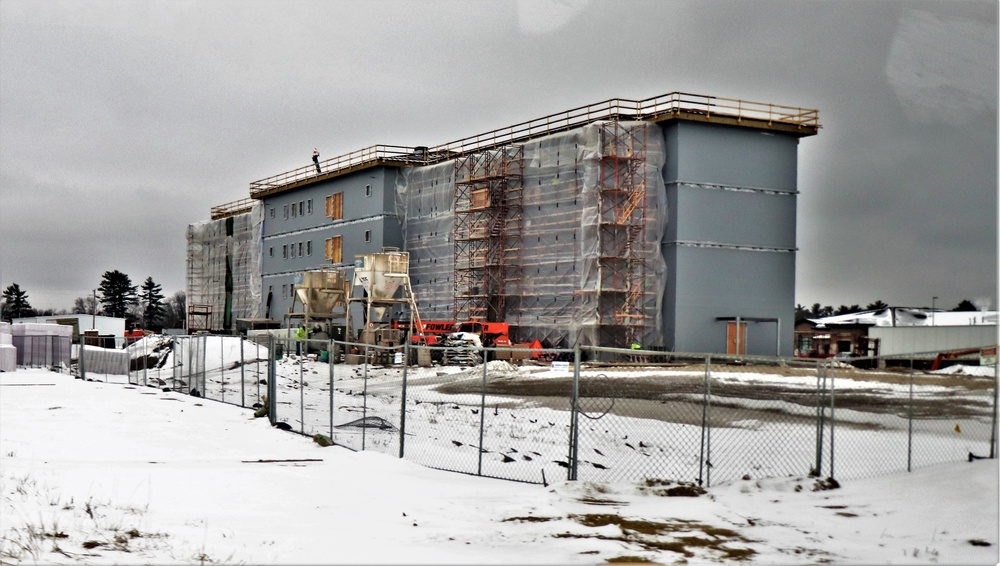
left=666, top=246, right=795, bottom=355
left=670, top=183, right=797, bottom=249
left=664, top=121, right=798, bottom=191
left=661, top=121, right=799, bottom=355
left=259, top=167, right=403, bottom=321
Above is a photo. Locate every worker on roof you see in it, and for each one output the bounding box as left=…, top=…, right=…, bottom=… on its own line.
left=313, top=148, right=321, bottom=174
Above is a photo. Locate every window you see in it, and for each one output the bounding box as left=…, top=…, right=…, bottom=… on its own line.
left=306, top=241, right=312, bottom=256
left=326, top=192, right=343, bottom=220
left=281, top=284, right=287, bottom=299
left=364, top=230, right=371, bottom=242
left=282, top=244, right=288, bottom=259
left=291, top=204, right=296, bottom=218
left=307, top=199, right=313, bottom=214
left=298, top=242, right=303, bottom=256
left=365, top=184, right=372, bottom=197
left=290, top=244, right=295, bottom=258
left=325, top=236, right=342, bottom=263
left=269, top=208, right=275, bottom=219
left=283, top=205, right=289, bottom=219
left=298, top=201, right=304, bottom=216
left=269, top=247, right=273, bottom=257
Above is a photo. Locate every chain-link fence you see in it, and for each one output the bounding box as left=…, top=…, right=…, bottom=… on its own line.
left=54, top=333, right=998, bottom=487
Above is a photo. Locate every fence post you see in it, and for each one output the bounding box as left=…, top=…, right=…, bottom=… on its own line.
left=477, top=349, right=488, bottom=476
left=703, top=355, right=714, bottom=487
left=568, top=345, right=581, bottom=481
left=991, top=360, right=998, bottom=459
left=201, top=334, right=207, bottom=396
left=240, top=333, right=246, bottom=407
left=79, top=334, right=86, bottom=380
left=299, top=345, right=305, bottom=435
left=698, top=356, right=712, bottom=486
left=267, top=335, right=277, bottom=426
left=829, top=365, right=836, bottom=479
left=336, top=340, right=340, bottom=442
left=399, top=341, right=409, bottom=459
left=907, top=358, right=914, bottom=472
left=362, top=343, right=369, bottom=450
left=221, top=335, right=226, bottom=403
left=814, top=364, right=826, bottom=477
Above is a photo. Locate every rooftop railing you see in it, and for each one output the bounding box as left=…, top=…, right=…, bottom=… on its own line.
left=249, top=145, right=435, bottom=198
left=241, top=91, right=819, bottom=201
left=210, top=197, right=256, bottom=220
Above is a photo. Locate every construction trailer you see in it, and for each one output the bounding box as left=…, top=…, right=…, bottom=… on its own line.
left=191, top=92, right=819, bottom=355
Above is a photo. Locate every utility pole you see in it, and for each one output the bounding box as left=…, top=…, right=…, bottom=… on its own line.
left=92, top=289, right=97, bottom=330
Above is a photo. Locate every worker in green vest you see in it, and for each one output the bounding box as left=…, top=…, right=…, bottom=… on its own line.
left=295, top=324, right=307, bottom=355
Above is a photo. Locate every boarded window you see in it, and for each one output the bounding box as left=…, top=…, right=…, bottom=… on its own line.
left=325, top=236, right=342, bottom=263
left=326, top=192, right=343, bottom=219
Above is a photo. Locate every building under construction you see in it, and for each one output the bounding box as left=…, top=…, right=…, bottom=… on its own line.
left=188, top=92, right=819, bottom=355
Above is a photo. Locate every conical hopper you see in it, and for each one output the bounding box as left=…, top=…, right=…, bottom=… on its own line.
left=294, top=270, right=348, bottom=314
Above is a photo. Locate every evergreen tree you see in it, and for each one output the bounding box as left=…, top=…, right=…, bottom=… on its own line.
left=835, top=304, right=862, bottom=315
left=952, top=299, right=978, bottom=311
left=139, top=277, right=165, bottom=330
left=794, top=304, right=810, bottom=320
left=2, top=283, right=33, bottom=320
left=865, top=300, right=889, bottom=311
left=809, top=303, right=834, bottom=318
left=97, top=270, right=138, bottom=319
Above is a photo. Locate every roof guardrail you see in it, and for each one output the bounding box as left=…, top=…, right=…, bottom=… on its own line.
left=210, top=197, right=256, bottom=220
left=246, top=92, right=819, bottom=199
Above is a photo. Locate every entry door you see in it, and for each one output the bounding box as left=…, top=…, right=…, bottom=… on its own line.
left=726, top=321, right=747, bottom=355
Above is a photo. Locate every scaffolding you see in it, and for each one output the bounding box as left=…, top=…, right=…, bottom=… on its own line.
left=593, top=122, right=650, bottom=348
left=186, top=202, right=263, bottom=332
left=398, top=121, right=666, bottom=348
left=453, top=146, right=524, bottom=323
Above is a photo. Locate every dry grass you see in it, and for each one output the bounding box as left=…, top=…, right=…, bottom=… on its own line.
left=555, top=514, right=756, bottom=561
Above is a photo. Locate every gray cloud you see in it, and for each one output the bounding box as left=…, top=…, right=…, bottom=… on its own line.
left=1, top=0, right=995, bottom=312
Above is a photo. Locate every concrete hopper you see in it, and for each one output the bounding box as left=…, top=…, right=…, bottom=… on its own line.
left=293, top=269, right=349, bottom=315
left=352, top=250, right=410, bottom=302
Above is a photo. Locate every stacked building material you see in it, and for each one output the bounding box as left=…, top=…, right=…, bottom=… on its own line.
left=0, top=322, right=15, bottom=371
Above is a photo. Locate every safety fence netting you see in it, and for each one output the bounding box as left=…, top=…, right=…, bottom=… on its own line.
left=50, top=333, right=996, bottom=487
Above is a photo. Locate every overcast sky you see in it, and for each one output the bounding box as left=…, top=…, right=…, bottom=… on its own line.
left=1, top=0, right=996, bottom=313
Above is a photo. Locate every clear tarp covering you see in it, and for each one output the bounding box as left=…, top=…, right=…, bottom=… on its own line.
left=186, top=203, right=263, bottom=331
left=397, top=121, right=667, bottom=348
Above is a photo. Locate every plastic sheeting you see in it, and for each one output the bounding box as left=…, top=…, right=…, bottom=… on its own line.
left=10, top=323, right=73, bottom=367
left=397, top=121, right=667, bottom=348
left=186, top=203, right=264, bottom=331
left=0, top=322, right=15, bottom=371
left=81, top=345, right=130, bottom=375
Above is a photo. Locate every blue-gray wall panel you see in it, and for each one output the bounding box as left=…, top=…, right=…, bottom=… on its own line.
left=663, top=121, right=798, bottom=191
left=670, top=184, right=797, bottom=248
left=664, top=246, right=795, bottom=355
left=259, top=166, right=403, bottom=321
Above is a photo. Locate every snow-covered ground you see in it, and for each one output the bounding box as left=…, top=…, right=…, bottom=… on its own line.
left=1, top=366, right=997, bottom=565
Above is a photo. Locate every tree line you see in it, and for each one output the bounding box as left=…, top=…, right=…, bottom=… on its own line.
left=1, top=271, right=186, bottom=331
left=795, top=299, right=982, bottom=320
